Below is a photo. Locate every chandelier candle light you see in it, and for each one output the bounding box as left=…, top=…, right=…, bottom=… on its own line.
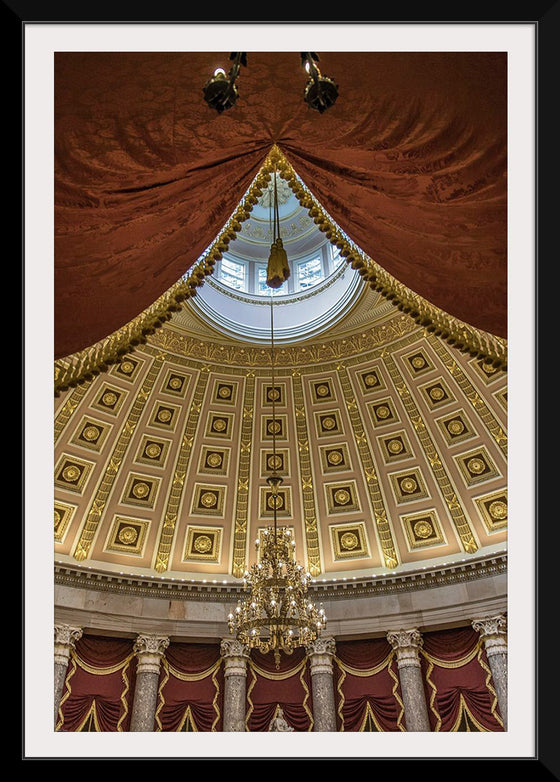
left=227, top=172, right=327, bottom=668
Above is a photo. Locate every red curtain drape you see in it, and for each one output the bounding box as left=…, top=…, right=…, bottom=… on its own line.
left=54, top=51, right=507, bottom=359
left=56, top=635, right=136, bottom=732
left=420, top=626, right=504, bottom=731
left=155, top=642, right=223, bottom=731
left=246, top=648, right=313, bottom=732
left=334, top=638, right=404, bottom=731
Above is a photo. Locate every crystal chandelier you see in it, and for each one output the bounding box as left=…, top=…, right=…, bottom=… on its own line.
left=228, top=171, right=327, bottom=667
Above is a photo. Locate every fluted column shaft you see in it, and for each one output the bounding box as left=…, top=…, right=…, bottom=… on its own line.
left=221, top=639, right=249, bottom=731
left=306, top=637, right=337, bottom=731
left=387, top=629, right=431, bottom=732
left=472, top=615, right=508, bottom=729
left=54, top=624, right=83, bottom=728
left=129, top=634, right=169, bottom=732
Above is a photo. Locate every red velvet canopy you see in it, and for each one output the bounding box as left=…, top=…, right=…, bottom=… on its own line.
left=55, top=51, right=507, bottom=360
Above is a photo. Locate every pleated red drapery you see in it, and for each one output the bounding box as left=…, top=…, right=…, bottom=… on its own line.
left=246, top=648, right=313, bottom=732
left=54, top=51, right=507, bottom=359
left=420, top=626, right=505, bottom=731
left=334, top=638, right=404, bottom=731
left=154, top=642, right=224, bottom=731
left=56, top=635, right=136, bottom=732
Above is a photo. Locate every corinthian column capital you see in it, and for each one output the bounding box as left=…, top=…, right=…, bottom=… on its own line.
left=133, top=634, right=169, bottom=674
left=220, top=638, right=250, bottom=677
left=472, top=615, right=507, bottom=656
left=306, top=636, right=336, bottom=675
left=54, top=624, right=83, bottom=667
left=387, top=628, right=424, bottom=668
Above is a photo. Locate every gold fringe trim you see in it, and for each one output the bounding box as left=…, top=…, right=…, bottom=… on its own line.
left=335, top=662, right=346, bottom=731
left=334, top=652, right=393, bottom=678
left=245, top=663, right=257, bottom=730
left=388, top=652, right=406, bottom=731
left=154, top=659, right=170, bottom=731
left=54, top=143, right=507, bottom=394
left=56, top=654, right=77, bottom=730
left=211, top=663, right=222, bottom=732
left=75, top=700, right=101, bottom=732
left=116, top=659, right=131, bottom=732
left=72, top=650, right=136, bottom=677
left=450, top=693, right=491, bottom=732
left=424, top=658, right=442, bottom=731
left=165, top=659, right=222, bottom=682
left=248, top=657, right=307, bottom=681
left=477, top=645, right=505, bottom=729
left=421, top=640, right=481, bottom=669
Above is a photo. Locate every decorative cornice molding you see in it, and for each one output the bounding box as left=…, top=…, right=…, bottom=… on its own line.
left=54, top=553, right=507, bottom=603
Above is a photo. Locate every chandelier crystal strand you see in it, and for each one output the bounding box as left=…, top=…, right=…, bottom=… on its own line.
left=228, top=190, right=326, bottom=668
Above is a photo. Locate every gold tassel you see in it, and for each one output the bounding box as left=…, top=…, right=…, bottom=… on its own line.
left=266, top=238, right=291, bottom=289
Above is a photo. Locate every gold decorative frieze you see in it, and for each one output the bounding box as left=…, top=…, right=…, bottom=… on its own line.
left=474, top=490, right=508, bottom=532
left=260, top=448, right=289, bottom=477
left=420, top=378, right=456, bottom=410
left=55, top=454, right=93, bottom=495
left=330, top=522, right=369, bottom=560
left=199, top=446, right=231, bottom=476
left=319, top=443, right=351, bottom=473
left=212, top=378, right=238, bottom=405
left=121, top=472, right=161, bottom=509
left=262, top=414, right=288, bottom=441
left=368, top=398, right=399, bottom=427
left=110, top=355, right=144, bottom=383
left=105, top=515, right=149, bottom=555
left=148, top=401, right=181, bottom=431
left=70, top=416, right=112, bottom=453
left=377, top=431, right=414, bottom=464
left=135, top=435, right=171, bottom=468
left=90, top=383, right=128, bottom=417
left=401, top=510, right=445, bottom=550
left=436, top=409, right=476, bottom=446
left=184, top=525, right=222, bottom=563
left=72, top=357, right=165, bottom=562
left=310, top=379, right=335, bottom=404
left=315, top=409, right=343, bottom=437
left=403, top=349, right=435, bottom=377
left=161, top=369, right=189, bottom=397
left=54, top=501, right=76, bottom=542
left=325, top=481, right=360, bottom=514
left=456, top=447, right=500, bottom=487
left=383, top=353, right=478, bottom=554
left=154, top=369, right=210, bottom=573
left=390, top=468, right=429, bottom=504
left=358, top=367, right=386, bottom=394
left=262, top=382, right=286, bottom=407
left=259, top=485, right=292, bottom=518
left=191, top=484, right=226, bottom=517
left=206, top=411, right=234, bottom=440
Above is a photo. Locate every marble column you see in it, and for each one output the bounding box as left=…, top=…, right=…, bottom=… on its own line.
left=387, top=628, right=431, bottom=732
left=129, top=633, right=169, bottom=732
left=54, top=624, right=83, bottom=728
left=472, top=614, right=508, bottom=729
left=306, top=636, right=337, bottom=731
left=221, top=638, right=250, bottom=731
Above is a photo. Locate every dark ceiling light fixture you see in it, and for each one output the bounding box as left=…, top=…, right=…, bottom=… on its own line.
left=301, top=52, right=339, bottom=114
left=203, top=52, right=247, bottom=113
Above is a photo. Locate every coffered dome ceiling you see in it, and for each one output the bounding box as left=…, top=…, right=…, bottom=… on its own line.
left=53, top=49, right=507, bottom=597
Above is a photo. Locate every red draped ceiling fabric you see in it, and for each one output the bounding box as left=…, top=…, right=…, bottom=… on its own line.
left=246, top=648, right=313, bottom=732
left=420, top=626, right=505, bottom=731
left=56, top=635, right=136, bottom=732
left=55, top=51, right=507, bottom=359
left=334, top=638, right=404, bottom=731
left=155, top=642, right=223, bottom=731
